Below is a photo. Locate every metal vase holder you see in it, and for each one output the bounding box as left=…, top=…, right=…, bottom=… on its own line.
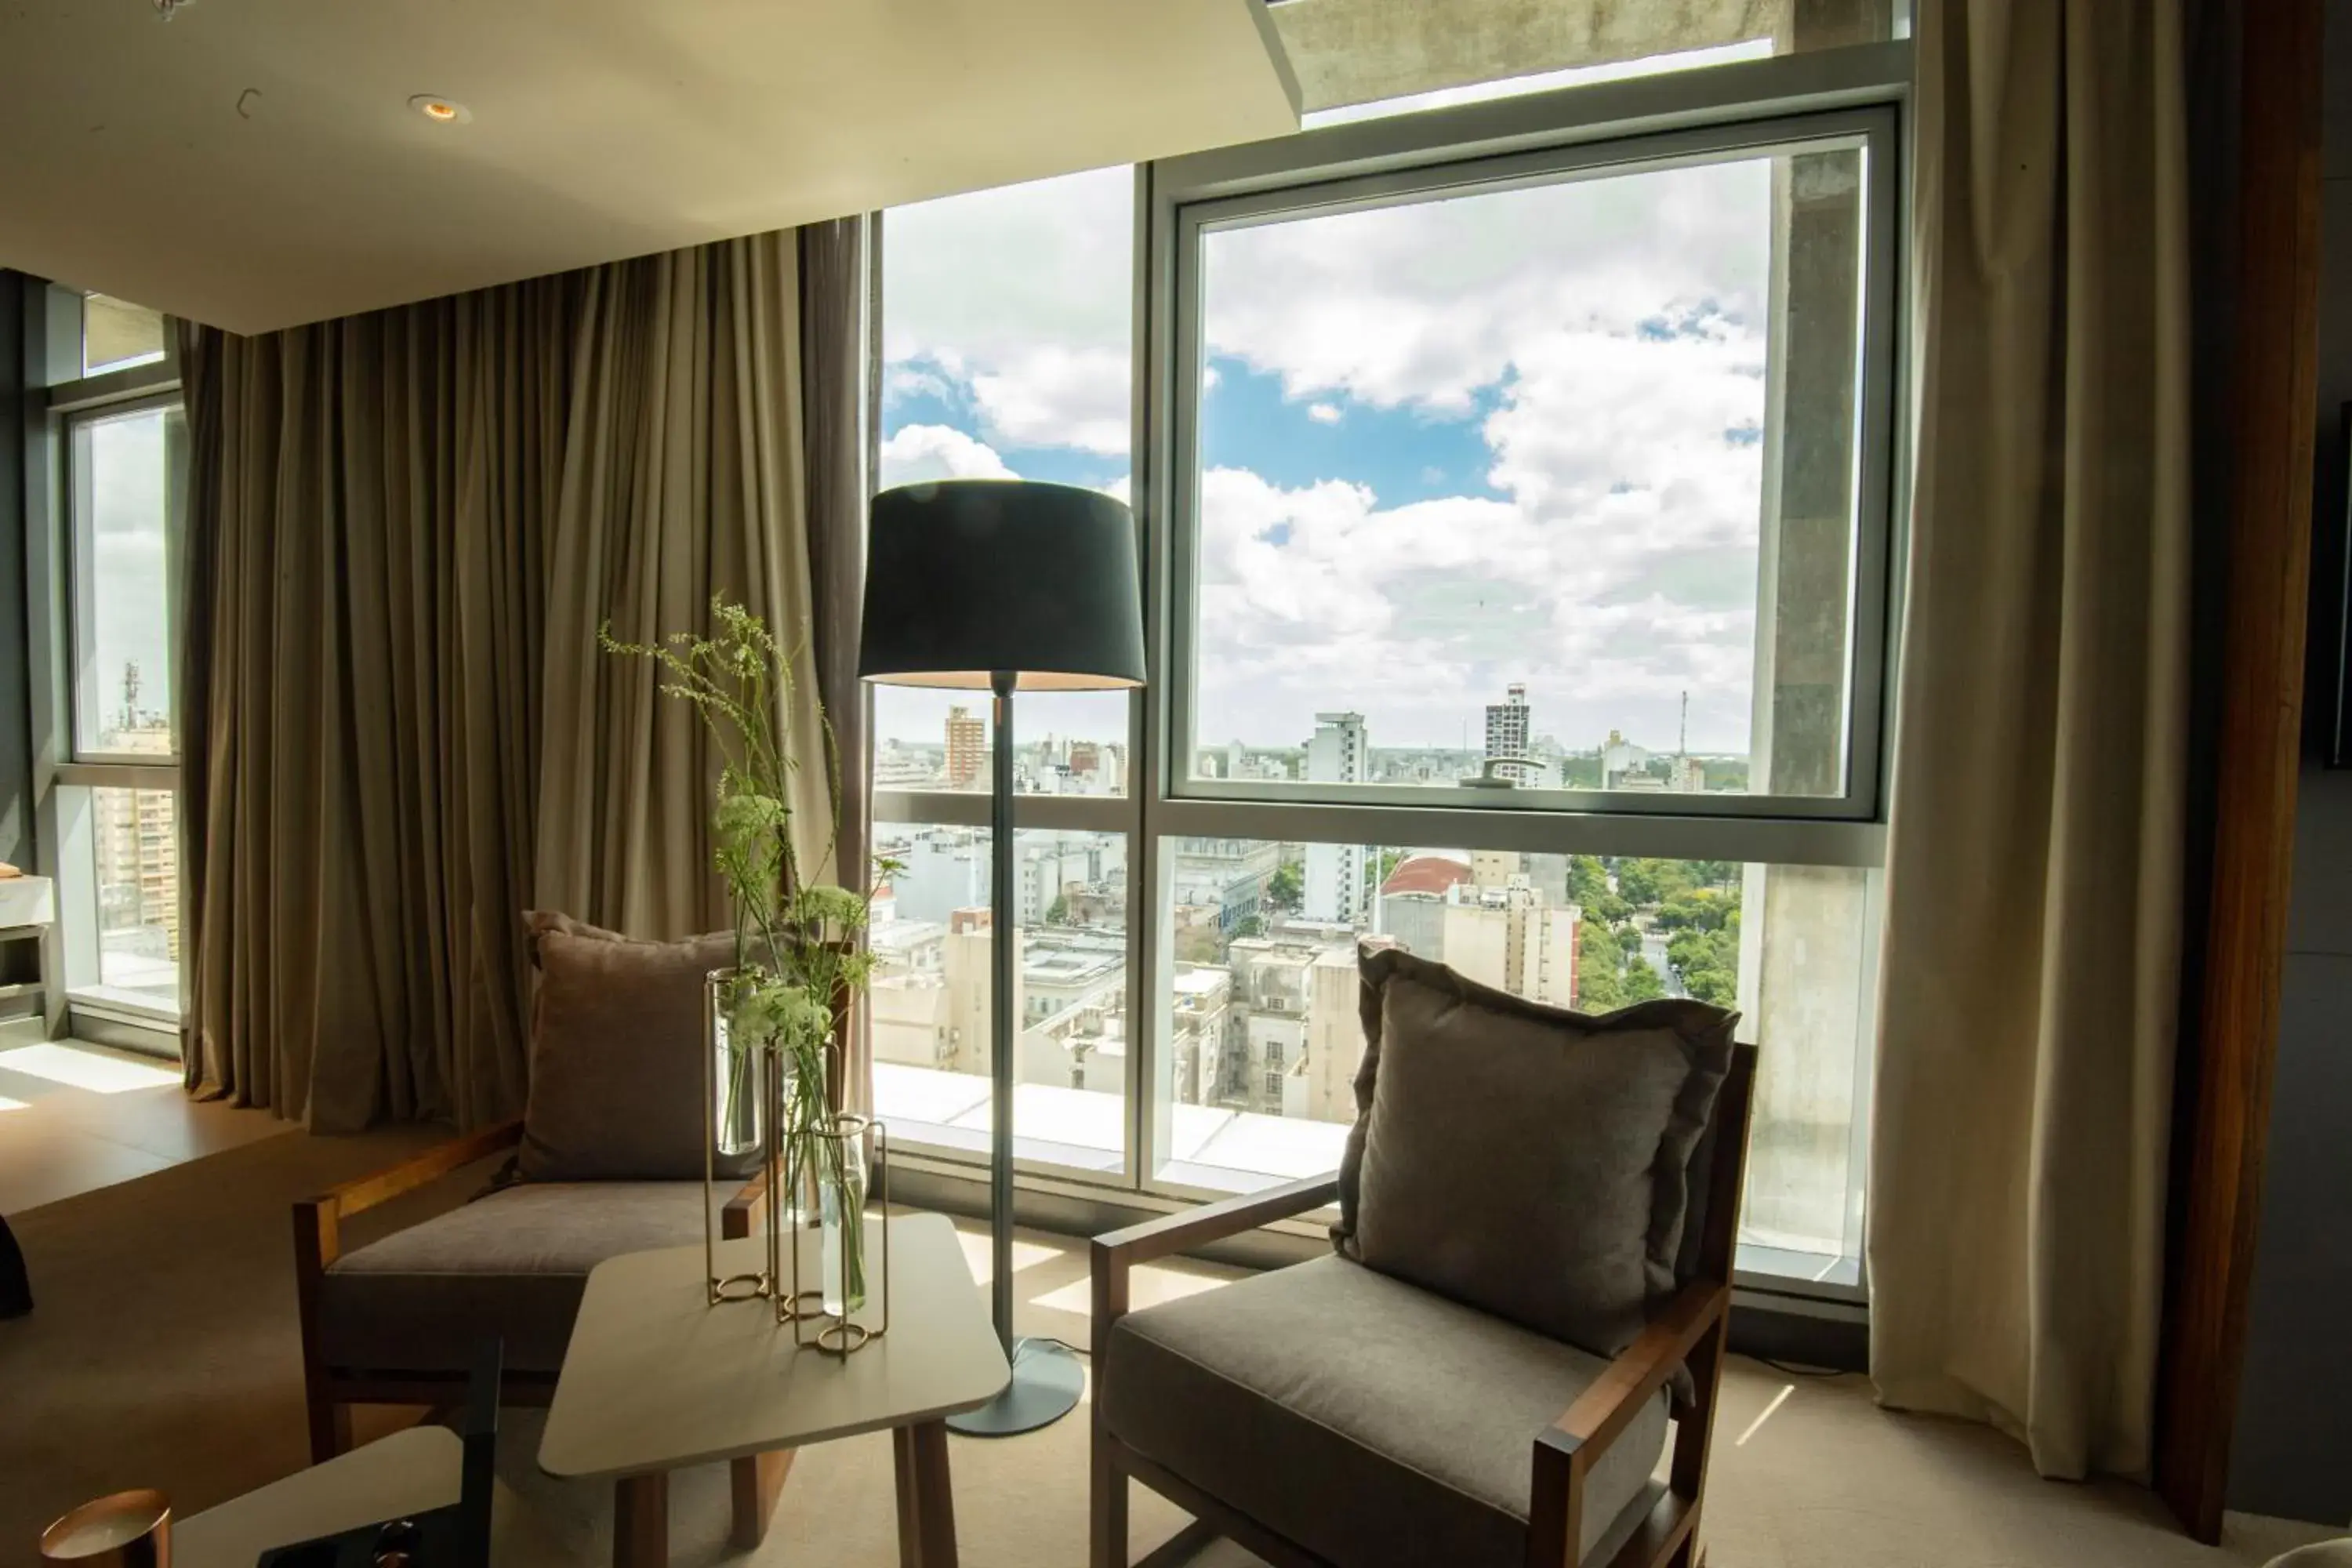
left=702, top=968, right=886, bottom=1352
left=787, top=1112, right=889, bottom=1356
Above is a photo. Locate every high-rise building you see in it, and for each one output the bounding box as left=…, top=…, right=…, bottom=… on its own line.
left=1484, top=683, right=1537, bottom=783
left=1443, top=881, right=1578, bottom=1007
left=1304, top=712, right=1368, bottom=922
left=944, top=705, right=986, bottom=788
left=93, top=785, right=179, bottom=961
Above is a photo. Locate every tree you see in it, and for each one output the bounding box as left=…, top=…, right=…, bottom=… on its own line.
left=1567, top=853, right=1611, bottom=906
left=1174, top=924, right=1223, bottom=965
left=1655, top=889, right=1730, bottom=933
left=1613, top=858, right=1661, bottom=906
left=1622, top=960, right=1667, bottom=1003
left=1231, top=914, right=1265, bottom=939
left=1044, top=895, right=1069, bottom=925
left=1615, top=924, right=1645, bottom=956
left=1266, top=863, right=1303, bottom=913
left=1577, top=921, right=1626, bottom=1011
left=1588, top=891, right=1634, bottom=927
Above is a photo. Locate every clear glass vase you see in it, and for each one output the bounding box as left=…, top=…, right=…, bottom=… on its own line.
left=818, top=1119, right=869, bottom=1316
left=708, top=970, right=764, bottom=1160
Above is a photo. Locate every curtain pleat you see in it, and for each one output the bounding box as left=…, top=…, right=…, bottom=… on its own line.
left=1867, top=0, right=2190, bottom=1479
left=180, top=224, right=862, bottom=1131
left=799, top=217, right=872, bottom=1109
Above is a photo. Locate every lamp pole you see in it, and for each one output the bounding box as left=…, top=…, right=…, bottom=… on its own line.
left=988, top=667, right=1017, bottom=1356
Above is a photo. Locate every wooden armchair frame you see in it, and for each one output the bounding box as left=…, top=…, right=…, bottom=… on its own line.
left=1090, top=1044, right=1757, bottom=1568
left=292, top=1122, right=786, bottom=1548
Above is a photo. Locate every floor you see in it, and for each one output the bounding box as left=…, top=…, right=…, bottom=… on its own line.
left=1, top=1052, right=2343, bottom=1565
left=0, top=1020, right=289, bottom=1214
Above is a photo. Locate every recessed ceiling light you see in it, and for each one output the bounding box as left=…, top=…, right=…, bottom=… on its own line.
left=408, top=95, right=471, bottom=125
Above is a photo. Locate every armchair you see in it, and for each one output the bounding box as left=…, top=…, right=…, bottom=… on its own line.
left=1092, top=1043, right=1757, bottom=1568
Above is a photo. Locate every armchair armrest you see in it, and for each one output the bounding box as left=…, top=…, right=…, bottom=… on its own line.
left=312, top=1120, right=526, bottom=1225
left=1526, top=1278, right=1729, bottom=1568
left=1093, top=1174, right=1338, bottom=1269
left=1091, top=1174, right=1337, bottom=1356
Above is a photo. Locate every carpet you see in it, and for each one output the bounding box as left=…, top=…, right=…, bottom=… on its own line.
left=2, top=1127, right=2339, bottom=1567
left=0, top=1120, right=470, bottom=1551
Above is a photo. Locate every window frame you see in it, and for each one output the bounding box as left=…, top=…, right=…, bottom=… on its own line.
left=1154, top=103, right=1901, bottom=824
left=28, top=286, right=187, bottom=1046
left=869, top=41, right=1912, bottom=1300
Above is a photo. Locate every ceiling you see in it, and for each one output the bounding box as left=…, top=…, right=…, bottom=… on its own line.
left=0, top=0, right=1298, bottom=336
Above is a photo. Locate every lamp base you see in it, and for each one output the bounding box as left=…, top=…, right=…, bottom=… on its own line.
left=944, top=1338, right=1084, bottom=1438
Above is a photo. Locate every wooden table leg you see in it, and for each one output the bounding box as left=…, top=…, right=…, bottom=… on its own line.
left=891, top=1421, right=957, bottom=1568
left=731, top=1449, right=794, bottom=1550
left=613, top=1472, right=668, bottom=1568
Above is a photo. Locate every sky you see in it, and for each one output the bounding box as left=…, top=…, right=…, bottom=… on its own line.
left=80, top=408, right=174, bottom=746
left=875, top=117, right=1812, bottom=760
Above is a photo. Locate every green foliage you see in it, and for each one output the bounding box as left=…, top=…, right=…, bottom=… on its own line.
left=1615, top=924, right=1645, bottom=956
left=1566, top=854, right=1610, bottom=906
left=601, top=597, right=873, bottom=1155
left=1232, top=914, right=1266, bottom=939
left=1044, top=895, right=1069, bottom=926
left=1622, top=960, right=1667, bottom=1003
left=1266, top=863, right=1303, bottom=913
left=1576, top=920, right=1625, bottom=1012
left=1655, top=888, right=1732, bottom=933
left=1667, top=907, right=1742, bottom=1007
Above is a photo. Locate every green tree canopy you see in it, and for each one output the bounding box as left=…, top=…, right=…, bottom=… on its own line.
left=1266, top=863, right=1303, bottom=912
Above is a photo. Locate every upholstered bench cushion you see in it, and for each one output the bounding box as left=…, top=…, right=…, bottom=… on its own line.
left=1102, top=1254, right=1669, bottom=1568
left=318, top=1182, right=723, bottom=1374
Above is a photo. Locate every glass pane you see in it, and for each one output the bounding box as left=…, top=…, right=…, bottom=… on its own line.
left=1187, top=143, right=1868, bottom=803
left=1154, top=842, right=1874, bottom=1269
left=875, top=167, right=1134, bottom=793
left=89, top=787, right=181, bottom=1008
left=869, top=822, right=1130, bottom=1173
left=1276, top=0, right=1904, bottom=125
left=71, top=405, right=180, bottom=757
left=82, top=294, right=167, bottom=376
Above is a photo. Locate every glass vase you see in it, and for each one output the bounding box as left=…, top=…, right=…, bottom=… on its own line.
left=707, top=970, right=764, bottom=1160
left=818, top=1117, right=869, bottom=1316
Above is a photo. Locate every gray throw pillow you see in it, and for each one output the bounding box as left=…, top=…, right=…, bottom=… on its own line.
left=516, top=911, right=746, bottom=1183
left=1333, top=946, right=1736, bottom=1363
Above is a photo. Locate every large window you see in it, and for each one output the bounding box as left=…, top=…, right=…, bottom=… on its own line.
left=43, top=292, right=186, bottom=1037
left=875, top=50, right=1900, bottom=1292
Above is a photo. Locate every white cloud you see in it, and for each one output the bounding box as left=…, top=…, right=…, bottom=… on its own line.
left=884, top=165, right=1132, bottom=455
left=971, top=346, right=1130, bottom=454
left=878, top=147, right=1820, bottom=756
left=878, top=424, right=1017, bottom=489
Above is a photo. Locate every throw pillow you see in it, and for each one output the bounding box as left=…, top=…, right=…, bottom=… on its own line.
left=517, top=911, right=746, bottom=1183
left=1333, top=946, right=1736, bottom=1363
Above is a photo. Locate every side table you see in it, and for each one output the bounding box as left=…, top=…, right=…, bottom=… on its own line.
left=540, top=1212, right=1011, bottom=1568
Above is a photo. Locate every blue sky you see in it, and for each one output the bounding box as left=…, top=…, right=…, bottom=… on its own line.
left=875, top=153, right=1788, bottom=757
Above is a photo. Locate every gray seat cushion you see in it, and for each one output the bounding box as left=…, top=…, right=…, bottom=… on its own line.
left=1103, top=1254, right=1668, bottom=1568
left=319, top=1181, right=724, bottom=1374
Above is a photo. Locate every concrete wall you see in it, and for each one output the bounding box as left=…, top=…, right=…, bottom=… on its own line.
left=2224, top=6, right=2352, bottom=1527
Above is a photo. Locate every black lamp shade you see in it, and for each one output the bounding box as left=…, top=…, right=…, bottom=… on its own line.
left=858, top=480, right=1145, bottom=691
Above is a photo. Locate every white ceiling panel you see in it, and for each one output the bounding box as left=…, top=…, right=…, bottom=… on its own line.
left=0, top=0, right=1298, bottom=335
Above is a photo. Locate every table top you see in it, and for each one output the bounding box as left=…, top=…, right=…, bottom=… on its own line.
left=539, top=1211, right=1010, bottom=1482
left=174, top=1428, right=458, bottom=1568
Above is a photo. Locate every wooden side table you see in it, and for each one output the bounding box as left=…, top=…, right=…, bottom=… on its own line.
left=540, top=1213, right=1011, bottom=1568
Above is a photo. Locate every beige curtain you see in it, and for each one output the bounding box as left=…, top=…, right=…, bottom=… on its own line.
left=532, top=234, right=829, bottom=940
left=179, top=289, right=573, bottom=1130
left=1867, top=0, right=2190, bottom=1480
left=180, top=225, right=869, bottom=1131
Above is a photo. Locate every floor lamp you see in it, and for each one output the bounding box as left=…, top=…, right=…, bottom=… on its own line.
left=858, top=478, right=1145, bottom=1436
